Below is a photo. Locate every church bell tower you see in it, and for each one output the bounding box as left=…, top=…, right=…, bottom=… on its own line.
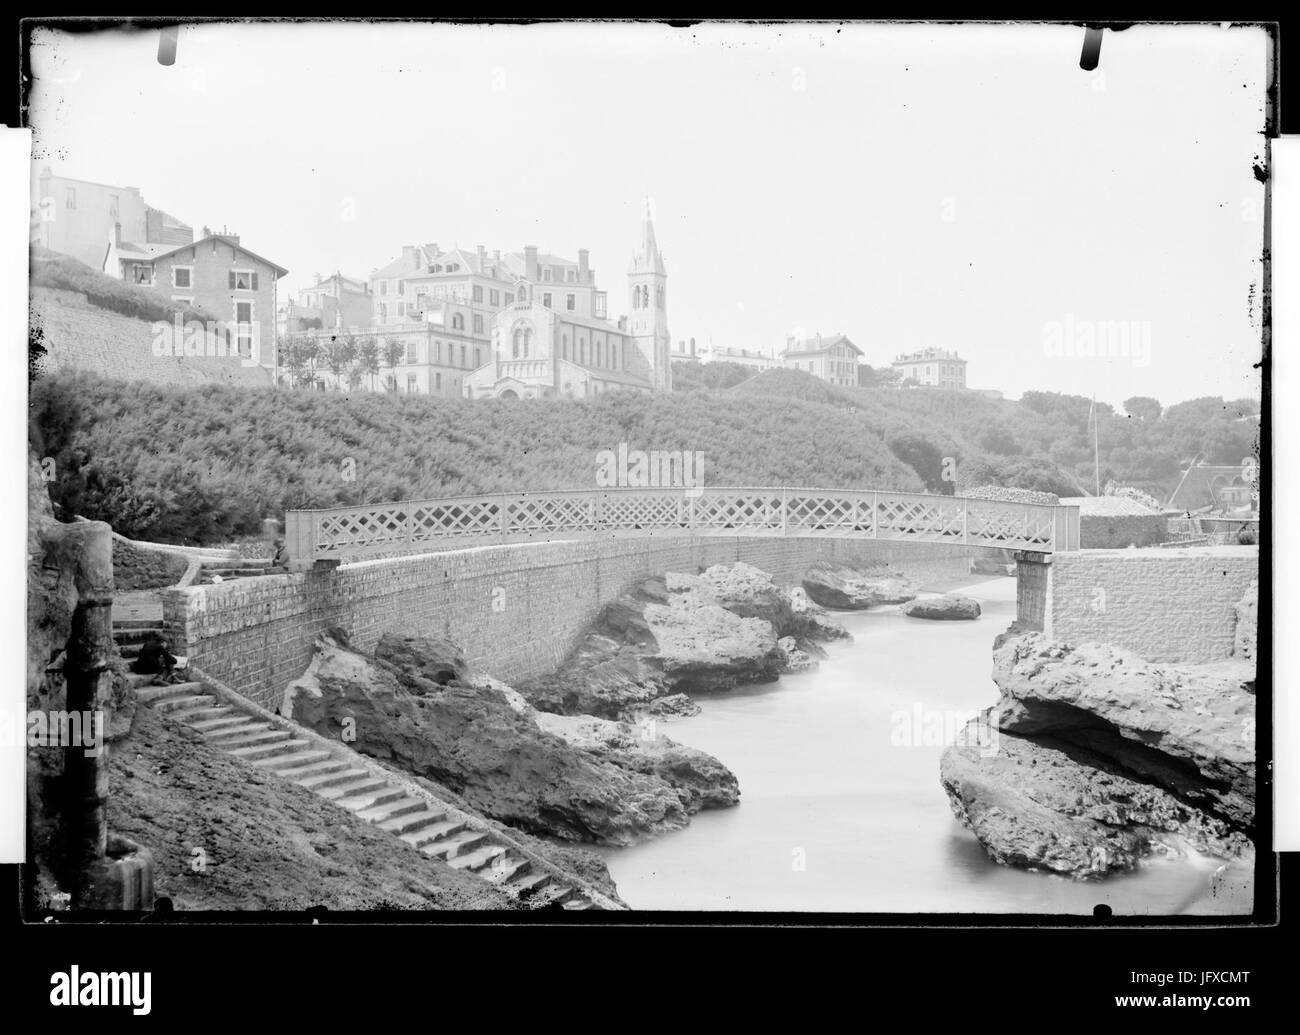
left=628, top=199, right=672, bottom=391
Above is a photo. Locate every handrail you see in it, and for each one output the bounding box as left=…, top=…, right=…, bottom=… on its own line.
left=284, top=486, right=1081, bottom=565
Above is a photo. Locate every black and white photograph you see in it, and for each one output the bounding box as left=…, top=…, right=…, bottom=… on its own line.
left=7, top=16, right=1280, bottom=955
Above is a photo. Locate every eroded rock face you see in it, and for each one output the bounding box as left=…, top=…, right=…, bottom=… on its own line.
left=283, top=632, right=738, bottom=846
left=801, top=561, right=917, bottom=609
left=520, top=563, right=847, bottom=720
left=940, top=632, right=1256, bottom=879
left=902, top=594, right=981, bottom=621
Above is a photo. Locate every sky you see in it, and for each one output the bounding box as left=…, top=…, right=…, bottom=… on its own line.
left=27, top=20, right=1269, bottom=409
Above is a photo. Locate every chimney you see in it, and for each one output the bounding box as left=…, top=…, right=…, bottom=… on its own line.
left=690, top=336, right=696, bottom=356
left=578, top=248, right=589, bottom=281
left=477, top=244, right=486, bottom=270
left=201, top=225, right=211, bottom=239
left=524, top=245, right=539, bottom=282
left=402, top=245, right=416, bottom=267
left=618, top=315, right=627, bottom=331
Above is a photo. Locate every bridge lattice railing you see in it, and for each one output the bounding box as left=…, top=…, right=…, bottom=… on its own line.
left=284, top=487, right=1080, bottom=564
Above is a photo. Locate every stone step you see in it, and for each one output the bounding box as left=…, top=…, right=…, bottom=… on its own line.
left=252, top=749, right=333, bottom=771
left=174, top=706, right=234, bottom=723
left=399, top=818, right=465, bottom=848
left=188, top=713, right=254, bottom=734
left=479, top=854, right=531, bottom=884
left=226, top=737, right=312, bottom=761
left=448, top=844, right=508, bottom=872
left=334, top=785, right=407, bottom=813
left=376, top=808, right=445, bottom=836
left=155, top=694, right=216, bottom=714
left=134, top=681, right=205, bottom=704
left=529, top=883, right=578, bottom=907
left=291, top=762, right=363, bottom=788
left=210, top=728, right=292, bottom=750
left=316, top=776, right=389, bottom=801
left=422, top=831, right=490, bottom=860
left=507, top=871, right=552, bottom=896
left=355, top=796, right=426, bottom=824
left=201, top=720, right=270, bottom=741
left=113, top=627, right=169, bottom=645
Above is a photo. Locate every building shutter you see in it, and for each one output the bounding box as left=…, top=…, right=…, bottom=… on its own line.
left=252, top=272, right=259, bottom=291
left=228, top=271, right=236, bottom=289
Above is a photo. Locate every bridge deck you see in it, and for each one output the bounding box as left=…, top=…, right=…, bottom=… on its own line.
left=285, top=487, right=1081, bottom=565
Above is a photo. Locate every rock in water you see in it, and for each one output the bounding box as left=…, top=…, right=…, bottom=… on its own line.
left=520, top=563, right=847, bottom=720
left=940, top=632, right=1256, bottom=879
left=801, top=561, right=917, bottom=609
left=902, top=594, right=981, bottom=620
left=283, top=632, right=738, bottom=846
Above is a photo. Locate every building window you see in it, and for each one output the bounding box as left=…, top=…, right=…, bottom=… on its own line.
left=579, top=338, right=586, bottom=365
left=475, top=348, right=481, bottom=366
left=433, top=341, right=440, bottom=363
left=460, top=344, right=466, bottom=366
left=234, top=301, right=253, bottom=358
left=380, top=303, right=388, bottom=320
left=543, top=267, right=552, bottom=282
left=407, top=374, right=418, bottom=393
left=398, top=302, right=406, bottom=317
left=66, top=188, right=76, bottom=210
left=566, top=294, right=575, bottom=311
left=473, top=285, right=483, bottom=303
left=172, top=296, right=194, bottom=307
left=489, top=289, right=499, bottom=306
left=451, top=313, right=464, bottom=330
left=229, top=270, right=259, bottom=291
left=406, top=342, right=418, bottom=364
left=132, top=265, right=153, bottom=286
left=381, top=281, right=388, bottom=296
left=397, top=281, right=404, bottom=296
left=435, top=372, right=442, bottom=390
left=543, top=293, right=552, bottom=309
left=506, top=292, right=515, bottom=306
left=473, top=314, right=483, bottom=333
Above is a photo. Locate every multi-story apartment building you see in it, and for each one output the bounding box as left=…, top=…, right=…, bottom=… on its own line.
left=697, top=343, right=780, bottom=371
left=780, top=333, right=862, bottom=387
left=278, top=272, right=372, bottom=336
left=892, top=347, right=967, bottom=389
left=30, top=167, right=193, bottom=268
left=104, top=226, right=288, bottom=371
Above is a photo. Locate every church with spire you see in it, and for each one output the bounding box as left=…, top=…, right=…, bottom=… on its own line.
left=462, top=201, right=673, bottom=400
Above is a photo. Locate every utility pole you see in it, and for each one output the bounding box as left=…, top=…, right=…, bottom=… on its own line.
left=1092, top=393, right=1101, bottom=495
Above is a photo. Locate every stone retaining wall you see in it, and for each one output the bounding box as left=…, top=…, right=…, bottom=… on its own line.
left=163, top=535, right=976, bottom=709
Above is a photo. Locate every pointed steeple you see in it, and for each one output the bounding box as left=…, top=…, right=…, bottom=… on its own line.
left=629, top=196, right=667, bottom=275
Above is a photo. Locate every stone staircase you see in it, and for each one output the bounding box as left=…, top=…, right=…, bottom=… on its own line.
left=112, top=623, right=602, bottom=910
left=197, top=557, right=287, bottom=585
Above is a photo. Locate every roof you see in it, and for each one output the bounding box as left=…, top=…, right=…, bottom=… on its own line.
left=894, top=349, right=966, bottom=364
left=781, top=334, right=862, bottom=358
left=628, top=209, right=666, bottom=275
left=1059, top=496, right=1160, bottom=517
left=126, top=234, right=289, bottom=277
left=115, top=241, right=173, bottom=261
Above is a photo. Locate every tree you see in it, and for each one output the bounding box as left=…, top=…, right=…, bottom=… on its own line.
left=383, top=336, right=405, bottom=389
left=320, top=335, right=358, bottom=389
left=358, top=335, right=380, bottom=390
left=1123, top=395, right=1162, bottom=422
left=887, top=433, right=948, bottom=493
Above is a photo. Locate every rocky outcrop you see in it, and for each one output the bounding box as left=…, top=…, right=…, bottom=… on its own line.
left=283, top=631, right=739, bottom=846
left=801, top=561, right=917, bottom=609
left=941, top=633, right=1256, bottom=879
left=520, top=563, right=847, bottom=720
left=902, top=594, right=981, bottom=621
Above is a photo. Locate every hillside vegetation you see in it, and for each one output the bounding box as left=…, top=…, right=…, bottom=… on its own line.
left=31, top=365, right=1258, bottom=546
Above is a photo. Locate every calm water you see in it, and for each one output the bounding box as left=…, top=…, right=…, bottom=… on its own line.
left=598, top=576, right=1230, bottom=914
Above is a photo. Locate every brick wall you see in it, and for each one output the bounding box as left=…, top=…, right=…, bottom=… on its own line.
left=163, top=535, right=976, bottom=710
left=1017, top=546, right=1258, bottom=664
left=31, top=288, right=273, bottom=387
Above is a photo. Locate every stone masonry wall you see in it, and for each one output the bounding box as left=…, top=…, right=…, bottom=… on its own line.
left=1044, top=547, right=1258, bottom=664
left=1078, top=514, right=1169, bottom=549
left=163, top=535, right=976, bottom=710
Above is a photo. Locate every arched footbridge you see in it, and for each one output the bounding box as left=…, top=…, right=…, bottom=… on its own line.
left=284, top=487, right=1081, bottom=566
